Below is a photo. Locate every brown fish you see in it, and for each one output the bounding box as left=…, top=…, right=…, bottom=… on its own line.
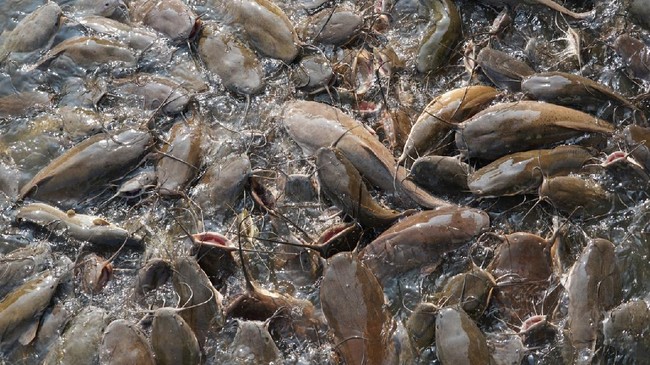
left=150, top=308, right=202, bottom=365
left=565, top=238, right=621, bottom=364
left=99, top=319, right=155, bottom=365
left=320, top=252, right=391, bottom=365
left=223, top=0, right=299, bottom=62
left=477, top=47, right=534, bottom=92
left=157, top=120, right=203, bottom=196
left=399, top=85, right=498, bottom=163
left=282, top=100, right=453, bottom=208
left=316, top=147, right=403, bottom=228
left=487, top=232, right=558, bottom=323
left=539, top=175, right=612, bottom=217
left=19, top=129, right=152, bottom=205
left=468, top=145, right=594, bottom=197
left=359, top=206, right=489, bottom=283
left=455, top=101, right=614, bottom=160
left=435, top=307, right=491, bottom=365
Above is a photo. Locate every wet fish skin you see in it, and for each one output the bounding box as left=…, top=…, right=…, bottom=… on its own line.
left=100, top=319, right=155, bottom=365
left=316, top=146, right=402, bottom=228
left=539, top=175, right=613, bottom=217
left=230, top=320, right=282, bottom=364
left=566, top=238, right=622, bottom=364
left=406, top=302, right=438, bottom=350
left=409, top=155, right=473, bottom=194
left=613, top=34, right=650, bottom=81
left=16, top=202, right=143, bottom=249
left=0, top=270, right=62, bottom=350
left=416, top=0, right=461, bottom=74
left=359, top=206, right=489, bottom=283
left=198, top=23, right=265, bottom=95
left=112, top=74, right=192, bottom=115
left=455, top=101, right=614, bottom=160
left=191, top=153, right=251, bottom=218
left=156, top=120, right=203, bottom=196
left=521, top=71, right=638, bottom=117
left=435, top=307, right=491, bottom=365
left=0, top=242, right=51, bottom=298
left=0, top=2, right=62, bottom=58
left=302, top=8, right=363, bottom=46
left=399, top=85, right=498, bottom=163
left=35, top=36, right=138, bottom=71
left=172, top=256, right=224, bottom=346
left=133, top=258, right=172, bottom=298
left=75, top=253, right=113, bottom=294
left=223, top=0, right=300, bottom=63
left=602, top=299, right=650, bottom=361
left=151, top=308, right=202, bottom=365
left=282, top=100, right=453, bottom=208
left=43, top=306, right=111, bottom=365
left=467, top=145, right=594, bottom=197
left=130, top=0, right=197, bottom=42
left=487, top=232, right=557, bottom=322
left=477, top=47, right=534, bottom=92
left=19, top=129, right=152, bottom=205
left=434, top=264, right=496, bottom=318
left=320, top=252, right=391, bottom=365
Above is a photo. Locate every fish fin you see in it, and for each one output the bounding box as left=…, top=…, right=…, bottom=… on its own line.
left=420, top=260, right=442, bottom=276
left=553, top=119, right=614, bottom=134
left=18, top=320, right=40, bottom=345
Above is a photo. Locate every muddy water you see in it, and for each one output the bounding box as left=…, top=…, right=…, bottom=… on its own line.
left=0, top=0, right=649, bottom=364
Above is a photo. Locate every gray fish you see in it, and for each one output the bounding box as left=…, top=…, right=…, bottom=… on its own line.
left=16, top=203, right=143, bottom=248
left=157, top=120, right=203, bottom=196
left=0, top=270, right=64, bottom=350
left=44, top=306, right=110, bottom=365
left=0, top=242, right=51, bottom=298
left=0, top=3, right=62, bottom=59
left=130, top=0, right=197, bottom=42
left=230, top=320, right=282, bottom=364
left=151, top=308, right=202, bottom=365
left=191, top=153, right=251, bottom=218
left=172, top=256, right=224, bottom=346
left=99, top=319, right=155, bottom=365
left=19, top=129, right=152, bottom=205
left=566, top=238, right=621, bottom=364
left=198, top=23, right=265, bottom=95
